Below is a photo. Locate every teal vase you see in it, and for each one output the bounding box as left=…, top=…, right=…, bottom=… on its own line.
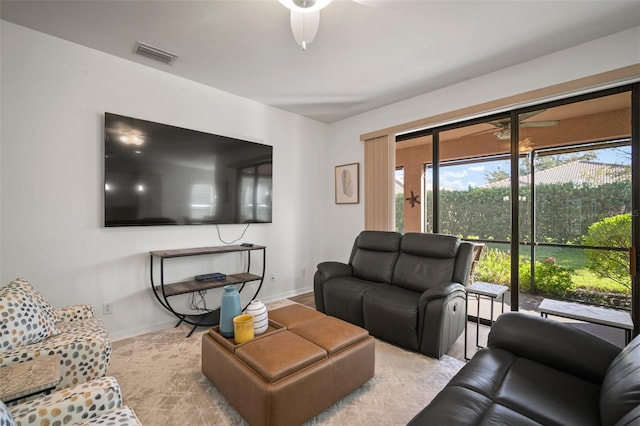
left=220, top=285, right=241, bottom=337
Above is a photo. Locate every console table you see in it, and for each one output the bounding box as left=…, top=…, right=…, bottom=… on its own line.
left=150, top=244, right=266, bottom=337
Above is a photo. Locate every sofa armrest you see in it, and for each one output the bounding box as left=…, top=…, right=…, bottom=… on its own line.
left=420, top=282, right=465, bottom=303
left=314, top=262, right=353, bottom=313
left=315, top=261, right=353, bottom=281
left=54, top=304, right=95, bottom=322
left=488, top=312, right=621, bottom=384
left=418, top=283, right=467, bottom=358
left=10, top=376, right=123, bottom=425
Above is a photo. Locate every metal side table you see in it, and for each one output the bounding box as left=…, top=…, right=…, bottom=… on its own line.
left=465, top=281, right=508, bottom=360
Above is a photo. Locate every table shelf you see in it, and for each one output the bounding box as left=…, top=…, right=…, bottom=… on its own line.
left=154, top=273, right=262, bottom=297
left=150, top=244, right=266, bottom=337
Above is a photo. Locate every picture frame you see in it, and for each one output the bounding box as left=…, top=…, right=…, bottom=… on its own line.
left=335, top=163, right=359, bottom=204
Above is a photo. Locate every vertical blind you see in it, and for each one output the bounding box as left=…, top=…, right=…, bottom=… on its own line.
left=364, top=134, right=395, bottom=231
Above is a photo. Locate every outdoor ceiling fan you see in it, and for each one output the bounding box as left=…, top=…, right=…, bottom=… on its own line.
left=485, top=110, right=560, bottom=140
left=278, top=0, right=390, bottom=50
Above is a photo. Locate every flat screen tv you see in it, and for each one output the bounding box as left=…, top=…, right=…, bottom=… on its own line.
left=104, top=113, right=272, bottom=226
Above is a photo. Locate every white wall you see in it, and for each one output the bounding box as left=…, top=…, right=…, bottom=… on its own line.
left=322, top=26, right=640, bottom=261
left=0, top=21, right=327, bottom=339
left=2, top=20, right=639, bottom=340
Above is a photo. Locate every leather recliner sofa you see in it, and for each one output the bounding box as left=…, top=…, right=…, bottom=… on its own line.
left=408, top=312, right=640, bottom=426
left=314, top=231, right=475, bottom=358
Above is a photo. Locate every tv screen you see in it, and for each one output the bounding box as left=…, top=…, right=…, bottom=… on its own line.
left=104, top=113, right=272, bottom=226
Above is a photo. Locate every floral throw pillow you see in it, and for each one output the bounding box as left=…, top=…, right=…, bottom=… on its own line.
left=0, top=279, right=61, bottom=350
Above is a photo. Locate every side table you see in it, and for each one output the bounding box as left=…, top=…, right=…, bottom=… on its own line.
left=465, top=281, right=509, bottom=360
left=539, top=298, right=632, bottom=344
left=0, top=354, right=61, bottom=404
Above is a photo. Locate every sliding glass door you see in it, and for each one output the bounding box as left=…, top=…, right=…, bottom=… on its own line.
left=395, top=84, right=638, bottom=339
left=435, top=119, right=513, bottom=287
left=517, top=92, right=632, bottom=319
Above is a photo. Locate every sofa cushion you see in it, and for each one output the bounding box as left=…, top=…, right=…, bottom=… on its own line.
left=350, top=231, right=400, bottom=283
left=477, top=404, right=546, bottom=426
left=391, top=234, right=459, bottom=292
left=401, top=233, right=460, bottom=259
left=352, top=230, right=401, bottom=252
left=494, top=357, right=601, bottom=426
left=408, top=385, right=549, bottom=426
left=0, top=280, right=60, bottom=350
left=323, top=278, right=384, bottom=327
left=613, top=404, right=640, bottom=426
left=600, top=335, right=640, bottom=426
left=413, top=347, right=602, bottom=426
left=407, top=385, right=494, bottom=425
left=363, top=286, right=420, bottom=350
left=393, top=253, right=456, bottom=292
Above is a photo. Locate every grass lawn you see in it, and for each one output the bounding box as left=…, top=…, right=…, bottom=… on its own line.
left=477, top=243, right=630, bottom=295
left=570, top=268, right=629, bottom=293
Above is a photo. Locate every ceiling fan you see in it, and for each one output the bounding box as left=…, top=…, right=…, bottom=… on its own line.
left=485, top=110, right=560, bottom=140
left=278, top=0, right=389, bottom=50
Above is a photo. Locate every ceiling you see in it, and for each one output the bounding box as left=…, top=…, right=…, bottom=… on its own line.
left=1, top=0, right=639, bottom=123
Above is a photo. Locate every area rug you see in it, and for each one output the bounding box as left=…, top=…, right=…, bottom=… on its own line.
left=108, top=302, right=464, bottom=425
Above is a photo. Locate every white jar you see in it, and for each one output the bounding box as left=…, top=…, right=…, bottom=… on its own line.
left=245, top=300, right=268, bottom=335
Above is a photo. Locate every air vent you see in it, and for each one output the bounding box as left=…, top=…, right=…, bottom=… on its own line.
left=134, top=41, right=178, bottom=65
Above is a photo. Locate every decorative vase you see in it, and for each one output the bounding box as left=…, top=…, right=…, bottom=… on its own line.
left=219, top=285, right=241, bottom=337
left=245, top=300, right=268, bottom=335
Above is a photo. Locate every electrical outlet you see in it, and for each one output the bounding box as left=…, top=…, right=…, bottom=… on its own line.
left=103, top=303, right=113, bottom=315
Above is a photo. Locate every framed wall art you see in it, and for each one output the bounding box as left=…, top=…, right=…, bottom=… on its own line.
left=335, top=163, right=359, bottom=204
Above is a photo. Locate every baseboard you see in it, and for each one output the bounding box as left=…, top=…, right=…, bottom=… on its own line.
left=261, top=286, right=313, bottom=303
left=110, top=286, right=314, bottom=342
left=110, top=318, right=178, bottom=342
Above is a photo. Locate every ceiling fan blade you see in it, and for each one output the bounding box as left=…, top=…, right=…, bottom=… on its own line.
left=462, top=127, right=500, bottom=138
left=518, top=109, right=546, bottom=122
left=488, top=120, right=509, bottom=129
left=290, top=10, right=320, bottom=49
left=520, top=120, right=560, bottom=128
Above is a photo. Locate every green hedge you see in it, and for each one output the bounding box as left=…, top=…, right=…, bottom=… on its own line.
left=432, top=181, right=630, bottom=244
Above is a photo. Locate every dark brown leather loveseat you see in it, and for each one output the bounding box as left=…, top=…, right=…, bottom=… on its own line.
left=314, top=231, right=475, bottom=358
left=408, top=312, right=640, bottom=425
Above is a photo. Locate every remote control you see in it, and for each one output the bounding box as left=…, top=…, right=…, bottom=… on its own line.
left=240, top=243, right=254, bottom=247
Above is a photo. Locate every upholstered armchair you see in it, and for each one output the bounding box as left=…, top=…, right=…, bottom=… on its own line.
left=0, top=278, right=111, bottom=390
left=2, top=376, right=141, bottom=425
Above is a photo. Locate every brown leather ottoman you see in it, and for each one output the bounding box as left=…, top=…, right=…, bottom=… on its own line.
left=201, top=304, right=375, bottom=426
